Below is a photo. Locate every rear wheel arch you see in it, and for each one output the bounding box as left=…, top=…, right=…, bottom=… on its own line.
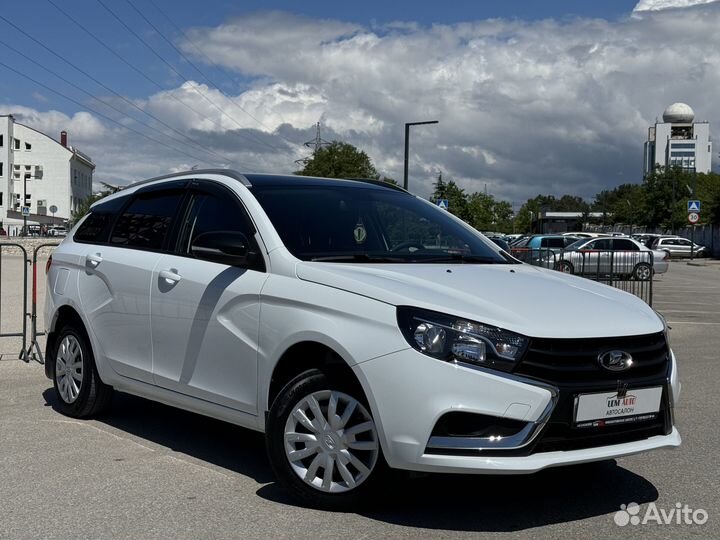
left=45, top=305, right=87, bottom=379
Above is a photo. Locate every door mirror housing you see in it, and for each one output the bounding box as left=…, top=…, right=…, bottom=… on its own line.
left=190, top=231, right=259, bottom=267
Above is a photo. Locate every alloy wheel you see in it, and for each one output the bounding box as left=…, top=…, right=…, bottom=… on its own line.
left=284, top=390, right=379, bottom=494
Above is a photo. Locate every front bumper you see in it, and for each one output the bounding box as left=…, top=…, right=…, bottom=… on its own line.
left=354, top=347, right=680, bottom=474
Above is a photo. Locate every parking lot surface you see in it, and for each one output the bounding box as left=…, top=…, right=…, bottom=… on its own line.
left=1, top=261, right=718, bottom=539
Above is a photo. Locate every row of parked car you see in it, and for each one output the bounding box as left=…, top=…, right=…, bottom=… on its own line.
left=480, top=230, right=709, bottom=280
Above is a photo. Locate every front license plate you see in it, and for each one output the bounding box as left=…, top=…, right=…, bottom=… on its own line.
left=574, top=386, right=663, bottom=426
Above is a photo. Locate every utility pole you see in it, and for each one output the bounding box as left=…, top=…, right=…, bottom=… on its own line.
left=403, top=120, right=438, bottom=191
left=294, top=121, right=331, bottom=166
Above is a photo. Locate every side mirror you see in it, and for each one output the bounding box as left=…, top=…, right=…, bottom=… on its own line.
left=191, top=231, right=257, bottom=267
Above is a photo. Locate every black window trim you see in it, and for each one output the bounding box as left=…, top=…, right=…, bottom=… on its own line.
left=72, top=177, right=268, bottom=270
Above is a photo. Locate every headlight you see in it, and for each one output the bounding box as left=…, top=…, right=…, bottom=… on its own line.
left=397, top=307, right=529, bottom=372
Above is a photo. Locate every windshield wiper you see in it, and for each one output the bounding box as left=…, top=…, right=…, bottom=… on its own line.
left=310, top=254, right=408, bottom=263
left=419, top=254, right=508, bottom=264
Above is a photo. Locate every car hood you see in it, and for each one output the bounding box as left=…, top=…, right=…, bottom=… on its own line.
left=295, top=262, right=663, bottom=339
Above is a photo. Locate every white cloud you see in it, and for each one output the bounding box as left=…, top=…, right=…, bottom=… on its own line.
left=6, top=6, right=720, bottom=206
left=633, top=0, right=720, bottom=12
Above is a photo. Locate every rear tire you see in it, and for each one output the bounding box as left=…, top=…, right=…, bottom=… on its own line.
left=266, top=368, right=385, bottom=510
left=51, top=323, right=113, bottom=418
left=555, top=260, right=574, bottom=274
left=633, top=262, right=652, bottom=281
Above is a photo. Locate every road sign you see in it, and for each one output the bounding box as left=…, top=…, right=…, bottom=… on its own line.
left=21, top=206, right=30, bottom=216
left=688, top=212, right=700, bottom=224
left=49, top=205, right=58, bottom=214
left=437, top=199, right=449, bottom=210
left=688, top=200, right=701, bottom=212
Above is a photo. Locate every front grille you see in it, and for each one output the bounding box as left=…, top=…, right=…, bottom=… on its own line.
left=514, top=332, right=669, bottom=386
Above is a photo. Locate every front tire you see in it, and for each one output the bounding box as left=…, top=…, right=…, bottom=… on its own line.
left=266, top=369, right=384, bottom=509
left=52, top=324, right=113, bottom=418
left=555, top=260, right=574, bottom=274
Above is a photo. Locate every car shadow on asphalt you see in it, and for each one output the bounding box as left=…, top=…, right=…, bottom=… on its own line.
left=43, top=388, right=659, bottom=532
left=258, top=461, right=659, bottom=531
left=42, top=388, right=274, bottom=484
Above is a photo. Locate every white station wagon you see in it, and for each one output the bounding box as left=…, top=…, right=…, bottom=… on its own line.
left=44, top=170, right=681, bottom=508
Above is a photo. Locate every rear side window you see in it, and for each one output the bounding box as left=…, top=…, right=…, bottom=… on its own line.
left=74, top=196, right=127, bottom=244
left=541, top=238, right=565, bottom=249
left=612, top=239, right=639, bottom=251
left=110, top=191, right=184, bottom=250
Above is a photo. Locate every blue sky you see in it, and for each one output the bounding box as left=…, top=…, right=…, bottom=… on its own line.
left=1, top=0, right=718, bottom=204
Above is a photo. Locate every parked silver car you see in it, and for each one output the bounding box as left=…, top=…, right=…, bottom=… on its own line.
left=553, top=237, right=669, bottom=280
left=651, top=236, right=708, bottom=258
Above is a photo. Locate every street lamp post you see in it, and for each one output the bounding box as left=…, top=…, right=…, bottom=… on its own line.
left=626, top=199, right=632, bottom=234
left=403, top=120, right=438, bottom=191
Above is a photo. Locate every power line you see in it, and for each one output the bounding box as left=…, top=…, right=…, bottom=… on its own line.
left=44, top=0, right=280, bottom=155
left=0, top=31, right=245, bottom=167
left=96, top=0, right=284, bottom=154
left=0, top=59, right=238, bottom=168
left=131, top=0, right=295, bottom=144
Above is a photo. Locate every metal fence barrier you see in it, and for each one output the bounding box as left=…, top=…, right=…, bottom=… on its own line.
left=0, top=243, right=29, bottom=358
left=510, top=247, right=654, bottom=306
left=0, top=243, right=59, bottom=363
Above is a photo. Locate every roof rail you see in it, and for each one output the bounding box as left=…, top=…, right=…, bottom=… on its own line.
left=344, top=178, right=408, bottom=193
left=122, top=169, right=250, bottom=190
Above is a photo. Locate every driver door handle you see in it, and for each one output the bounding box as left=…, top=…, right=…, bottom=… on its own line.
left=158, top=269, right=182, bottom=285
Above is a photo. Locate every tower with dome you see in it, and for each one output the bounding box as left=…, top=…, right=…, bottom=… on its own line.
left=643, top=103, right=712, bottom=174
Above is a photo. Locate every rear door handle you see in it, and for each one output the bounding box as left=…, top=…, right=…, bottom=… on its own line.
left=158, top=269, right=182, bottom=285
left=86, top=253, right=103, bottom=268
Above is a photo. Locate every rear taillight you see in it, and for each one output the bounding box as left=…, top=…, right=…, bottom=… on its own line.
left=45, top=255, right=52, bottom=275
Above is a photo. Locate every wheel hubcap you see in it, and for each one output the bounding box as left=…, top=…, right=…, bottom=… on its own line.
left=55, top=335, right=83, bottom=404
left=284, top=390, right=379, bottom=493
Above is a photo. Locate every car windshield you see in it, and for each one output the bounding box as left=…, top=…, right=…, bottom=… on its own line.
left=251, top=184, right=514, bottom=264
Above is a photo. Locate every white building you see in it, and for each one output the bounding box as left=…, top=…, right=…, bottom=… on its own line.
left=1, top=114, right=94, bottom=234
left=643, top=103, right=712, bottom=175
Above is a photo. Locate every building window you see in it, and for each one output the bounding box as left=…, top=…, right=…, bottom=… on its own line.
left=0, top=162, right=3, bottom=177
left=13, top=138, right=20, bottom=150
left=24, top=173, right=31, bottom=181
left=0, top=134, right=3, bottom=147
left=671, top=143, right=695, bottom=149
left=24, top=142, right=31, bottom=151
left=24, top=165, right=31, bottom=171
left=0, top=192, right=3, bottom=206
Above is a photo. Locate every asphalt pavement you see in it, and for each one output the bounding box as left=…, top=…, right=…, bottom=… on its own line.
left=0, top=260, right=718, bottom=539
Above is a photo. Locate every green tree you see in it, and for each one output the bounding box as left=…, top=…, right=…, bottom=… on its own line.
left=642, top=166, right=695, bottom=230
left=430, top=174, right=470, bottom=221
left=593, top=183, right=646, bottom=226
left=296, top=141, right=378, bottom=179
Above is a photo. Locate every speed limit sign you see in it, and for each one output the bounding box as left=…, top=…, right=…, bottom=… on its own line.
left=688, top=212, right=700, bottom=224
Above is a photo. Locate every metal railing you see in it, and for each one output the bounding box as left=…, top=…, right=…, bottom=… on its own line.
left=510, top=247, right=655, bottom=305
left=0, top=242, right=59, bottom=363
